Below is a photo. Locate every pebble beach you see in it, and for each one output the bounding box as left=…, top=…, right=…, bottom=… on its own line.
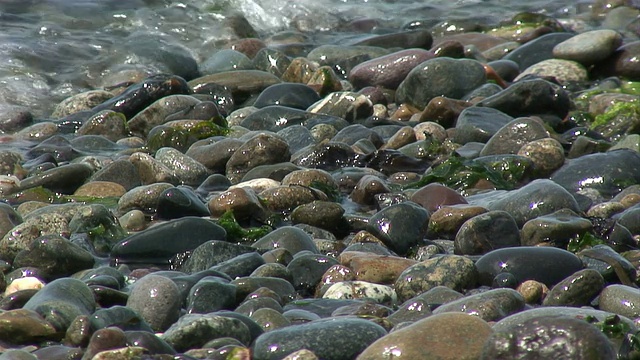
left=3, top=0, right=640, bottom=359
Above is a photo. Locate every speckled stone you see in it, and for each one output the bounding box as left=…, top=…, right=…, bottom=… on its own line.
left=126, top=274, right=182, bottom=332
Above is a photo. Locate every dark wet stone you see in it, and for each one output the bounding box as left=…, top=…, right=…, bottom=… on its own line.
left=428, top=205, right=488, bottom=240
left=287, top=253, right=339, bottom=296
left=475, top=246, right=584, bottom=288
left=595, top=40, right=640, bottom=80
left=543, top=269, right=605, bottom=307
left=251, top=264, right=293, bottom=283
left=366, top=202, right=430, bottom=256
left=0, top=202, right=22, bottom=239
left=155, top=147, right=210, bottom=186
left=359, top=312, right=492, bottom=360
left=187, top=277, right=237, bottom=314
left=123, top=34, right=198, bottom=80
left=599, top=284, right=640, bottom=319
left=252, top=226, right=319, bottom=256
left=200, top=49, right=254, bottom=75
left=308, top=91, right=373, bottom=122
left=454, top=210, right=520, bottom=256
left=252, top=317, right=387, bottom=360
left=207, top=187, right=267, bottom=221
left=578, top=244, right=637, bottom=285
left=196, top=174, right=232, bottom=195
left=553, top=29, right=622, bottom=65
left=292, top=142, right=360, bottom=172
left=18, top=163, right=93, bottom=194
left=117, top=182, right=174, bottom=214
left=332, top=124, right=384, bottom=148
left=503, top=32, right=574, bottom=70
left=394, top=255, right=478, bottom=302
left=346, top=29, right=433, bottom=49
left=242, top=162, right=301, bottom=183
left=164, top=101, right=223, bottom=123
left=419, top=97, right=471, bottom=128
left=0, top=107, right=33, bottom=133
left=24, top=278, right=95, bottom=332
left=0, top=289, right=38, bottom=310
left=487, top=59, right=521, bottom=82
left=410, top=183, right=467, bottom=213
left=25, top=135, right=77, bottom=163
left=480, top=117, right=549, bottom=156
left=76, top=110, right=127, bottom=142
left=231, top=277, right=297, bottom=305
left=83, top=326, right=128, bottom=360
left=521, top=209, right=593, bottom=247
left=290, top=200, right=348, bottom=235
left=467, top=179, right=581, bottom=227
left=90, top=305, right=153, bottom=332
left=253, top=83, right=320, bottom=110
left=90, top=285, right=129, bottom=308
left=481, top=315, right=616, bottom=360
left=161, top=313, right=251, bottom=352
left=259, top=184, right=328, bottom=213
left=0, top=308, right=57, bottom=344
left=189, top=70, right=281, bottom=105
left=210, top=252, right=266, bottom=279
left=179, top=240, right=257, bottom=274
left=156, top=186, right=209, bottom=220
left=90, top=159, right=141, bottom=191
left=93, top=74, right=190, bottom=121
left=363, top=149, right=429, bottom=176
left=12, top=234, right=95, bottom=280
left=453, top=107, right=514, bottom=145
left=111, top=217, right=226, bottom=267
left=125, top=330, right=176, bottom=355
left=476, top=79, right=571, bottom=119
left=236, top=297, right=283, bottom=317
left=551, top=149, right=640, bottom=200
left=31, top=345, right=83, bottom=360
left=250, top=307, right=291, bottom=332
left=226, top=133, right=291, bottom=184
left=396, top=57, right=486, bottom=109
left=350, top=175, right=391, bottom=206
left=307, top=44, right=391, bottom=78
left=433, top=288, right=524, bottom=322
left=277, top=125, right=316, bottom=154
left=348, top=48, right=434, bottom=90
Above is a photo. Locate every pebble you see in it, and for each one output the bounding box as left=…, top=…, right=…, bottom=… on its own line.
left=126, top=274, right=182, bottom=332
left=553, top=29, right=623, bottom=64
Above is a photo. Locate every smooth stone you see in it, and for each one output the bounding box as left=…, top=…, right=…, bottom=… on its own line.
left=187, top=278, right=237, bottom=314
left=179, top=240, right=257, bottom=274
left=396, top=57, right=486, bottom=109
left=342, top=253, right=417, bottom=285
left=155, top=147, right=210, bottom=186
left=161, top=313, right=252, bottom=352
left=18, top=163, right=93, bottom=195
left=357, top=312, right=492, bottom=360
left=110, top=217, right=226, bottom=267
left=52, top=90, right=114, bottom=118
left=24, top=278, right=95, bottom=332
left=394, top=255, right=478, bottom=303
left=322, top=281, right=397, bottom=304
left=253, top=48, right=291, bottom=78
left=126, top=274, right=181, bottom=332
left=210, top=252, right=266, bottom=279
left=236, top=297, right=283, bottom=317
left=156, top=186, right=209, bottom=220
left=12, top=234, right=95, bottom=280
left=254, top=83, right=321, bottom=110
left=467, top=179, right=581, bottom=227
left=348, top=48, right=434, bottom=90
left=76, top=110, right=127, bottom=142
left=521, top=209, right=592, bottom=247
left=493, top=306, right=636, bottom=332
left=308, top=91, right=373, bottom=122
left=241, top=162, right=301, bottom=183
left=231, top=277, right=297, bottom=304
left=410, top=183, right=467, bottom=213
left=117, top=182, right=174, bottom=214
left=550, top=149, right=640, bottom=200
left=0, top=308, right=57, bottom=344
left=579, top=244, right=637, bottom=284
left=475, top=246, right=584, bottom=288
left=250, top=308, right=291, bottom=332
left=453, top=107, right=514, bottom=145
left=124, top=330, right=176, bottom=355
left=543, top=269, right=605, bottom=307
left=0, top=203, right=22, bottom=241
left=277, top=125, right=316, bottom=154
left=226, top=133, right=291, bottom=184
left=481, top=315, right=616, bottom=359
left=306, top=44, right=391, bottom=78
left=503, top=32, right=574, bottom=70
left=251, top=263, right=293, bottom=283
left=595, top=40, right=640, bottom=80
left=419, top=97, right=471, bottom=128
left=365, top=202, right=430, bottom=256
left=350, top=175, right=391, bottom=206
left=186, top=138, right=244, bottom=173
left=287, top=253, right=339, bottom=295
left=189, top=70, right=281, bottom=104
left=599, top=284, right=640, bottom=319
left=514, top=59, right=589, bottom=84
left=90, top=305, right=152, bottom=332
left=517, top=137, right=566, bottom=177
left=252, top=317, right=387, bottom=360
left=0, top=211, right=69, bottom=264
left=331, top=124, right=383, bottom=148
left=90, top=159, right=142, bottom=191
left=345, top=29, right=433, bottom=49
left=307, top=66, right=343, bottom=97
left=252, top=226, right=319, bottom=255
left=479, top=117, right=549, bottom=156
left=240, top=105, right=347, bottom=133
left=290, top=200, right=348, bottom=235
left=476, top=79, right=571, bottom=119
left=127, top=95, right=201, bottom=137
left=292, top=142, right=359, bottom=172
left=432, top=288, right=525, bottom=322
left=200, top=49, right=254, bottom=75
left=454, top=210, right=520, bottom=256
left=73, top=180, right=126, bottom=198
left=428, top=205, right=488, bottom=240
left=553, top=29, right=623, bottom=64
left=207, top=187, right=266, bottom=221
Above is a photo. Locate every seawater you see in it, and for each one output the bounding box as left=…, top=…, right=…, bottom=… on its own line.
left=0, top=0, right=580, bottom=117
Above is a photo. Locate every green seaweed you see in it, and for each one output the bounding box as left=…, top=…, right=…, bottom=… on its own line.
left=147, top=120, right=229, bottom=153
left=216, top=210, right=271, bottom=243
left=309, top=180, right=341, bottom=202
left=567, top=232, right=606, bottom=253
left=404, top=155, right=526, bottom=194
left=591, top=101, right=640, bottom=130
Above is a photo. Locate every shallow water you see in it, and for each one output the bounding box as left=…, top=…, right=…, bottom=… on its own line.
left=0, top=0, right=579, bottom=117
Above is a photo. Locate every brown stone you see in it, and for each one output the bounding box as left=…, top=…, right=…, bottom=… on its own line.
left=74, top=181, right=126, bottom=198
left=347, top=253, right=418, bottom=285
left=429, top=204, right=488, bottom=240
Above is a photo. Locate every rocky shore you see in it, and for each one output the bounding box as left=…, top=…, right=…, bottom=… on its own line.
left=3, top=1, right=640, bottom=359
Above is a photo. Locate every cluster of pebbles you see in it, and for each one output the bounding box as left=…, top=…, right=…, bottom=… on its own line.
left=5, top=1, right=640, bottom=359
